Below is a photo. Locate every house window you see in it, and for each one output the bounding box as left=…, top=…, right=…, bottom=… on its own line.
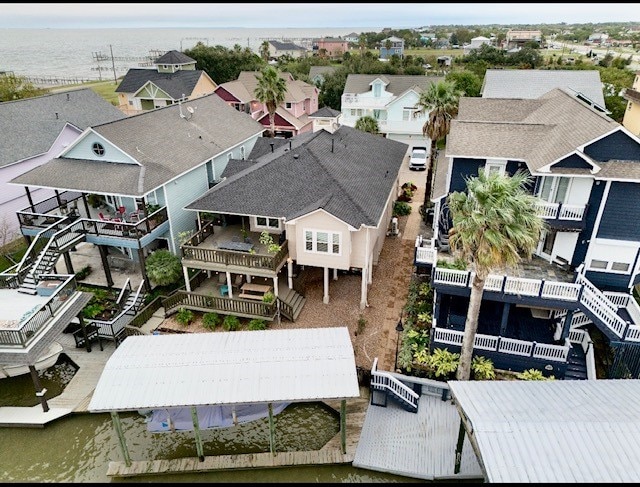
left=590, top=259, right=608, bottom=270
left=612, top=262, right=630, bottom=272
left=485, top=159, right=506, bottom=176
left=373, top=83, right=381, bottom=97
left=256, top=217, right=280, bottom=229
left=92, top=142, right=105, bottom=157
left=286, top=102, right=292, bottom=109
left=304, top=229, right=341, bottom=255
left=350, top=109, right=363, bottom=117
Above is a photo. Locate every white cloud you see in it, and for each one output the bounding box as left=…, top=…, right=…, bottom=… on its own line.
left=0, top=3, right=634, bottom=28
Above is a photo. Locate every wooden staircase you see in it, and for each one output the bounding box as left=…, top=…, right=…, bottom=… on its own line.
left=278, top=286, right=306, bottom=322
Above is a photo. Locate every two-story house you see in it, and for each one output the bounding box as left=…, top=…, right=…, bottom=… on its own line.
left=622, top=71, right=640, bottom=137
left=266, top=40, right=307, bottom=60
left=503, top=29, right=542, bottom=49
left=179, top=126, right=408, bottom=318
left=312, top=37, right=349, bottom=59
left=340, top=74, right=444, bottom=151
left=214, top=71, right=319, bottom=138
left=115, top=50, right=217, bottom=115
left=380, top=36, right=405, bottom=59
left=0, top=88, right=126, bottom=243
left=416, top=88, right=640, bottom=380
left=9, top=93, right=264, bottom=305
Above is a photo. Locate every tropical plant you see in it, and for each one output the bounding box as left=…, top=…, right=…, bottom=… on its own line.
left=222, top=314, right=240, bottom=331
left=259, top=40, right=270, bottom=62
left=354, top=115, right=380, bottom=135
left=413, top=80, right=463, bottom=204
left=254, top=65, right=287, bottom=137
left=176, top=307, right=194, bottom=327
left=393, top=200, right=412, bottom=217
left=259, top=231, right=281, bottom=253
left=202, top=312, right=221, bottom=330
left=471, top=355, right=496, bottom=380
left=516, top=368, right=555, bottom=381
left=145, top=249, right=183, bottom=287
left=262, top=291, right=275, bottom=304
left=248, top=318, right=267, bottom=331
left=448, top=169, right=545, bottom=381
left=428, top=348, right=460, bottom=379
left=82, top=303, right=104, bottom=319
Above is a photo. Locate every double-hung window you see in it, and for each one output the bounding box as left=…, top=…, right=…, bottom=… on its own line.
left=304, top=230, right=340, bottom=255
left=256, top=217, right=280, bottom=230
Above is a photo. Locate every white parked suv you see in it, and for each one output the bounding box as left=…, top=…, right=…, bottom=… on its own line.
left=409, top=146, right=428, bottom=171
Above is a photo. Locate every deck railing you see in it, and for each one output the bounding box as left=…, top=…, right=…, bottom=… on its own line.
left=0, top=274, right=77, bottom=347
left=370, top=358, right=420, bottom=411
left=182, top=239, right=289, bottom=272
left=163, top=290, right=277, bottom=320
left=432, top=327, right=569, bottom=362
left=569, top=328, right=597, bottom=379
left=414, top=236, right=437, bottom=265
left=535, top=202, right=586, bottom=221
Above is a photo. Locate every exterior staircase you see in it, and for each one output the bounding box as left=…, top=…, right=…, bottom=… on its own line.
left=369, top=358, right=419, bottom=413
left=564, top=345, right=588, bottom=380
left=278, top=287, right=306, bottom=322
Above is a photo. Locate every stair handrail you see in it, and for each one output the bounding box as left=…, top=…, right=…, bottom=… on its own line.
left=127, top=280, right=146, bottom=313
left=371, top=370, right=420, bottom=409
left=30, top=218, right=85, bottom=282
left=14, top=218, right=64, bottom=281
left=576, top=275, right=627, bottom=338
left=116, top=278, right=131, bottom=306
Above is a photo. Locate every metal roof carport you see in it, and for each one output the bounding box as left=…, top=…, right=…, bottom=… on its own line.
left=449, top=380, right=640, bottom=483
left=88, top=327, right=360, bottom=473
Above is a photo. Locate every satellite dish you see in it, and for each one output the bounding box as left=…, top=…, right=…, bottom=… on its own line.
left=186, top=106, right=195, bottom=114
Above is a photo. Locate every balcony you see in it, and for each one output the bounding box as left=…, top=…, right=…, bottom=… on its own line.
left=181, top=221, right=289, bottom=278
left=535, top=202, right=588, bottom=230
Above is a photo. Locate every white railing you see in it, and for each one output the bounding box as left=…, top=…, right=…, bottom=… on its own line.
left=370, top=358, right=419, bottom=410
left=433, top=268, right=469, bottom=287
left=569, top=311, right=592, bottom=328
left=541, top=281, right=581, bottom=301
left=536, top=202, right=558, bottom=219
left=559, top=204, right=586, bottom=221
left=483, top=275, right=503, bottom=292
left=624, top=326, right=640, bottom=342
left=432, top=327, right=568, bottom=362
left=415, top=247, right=437, bottom=265
left=605, top=291, right=640, bottom=327
left=579, top=287, right=626, bottom=338
left=504, top=276, right=541, bottom=297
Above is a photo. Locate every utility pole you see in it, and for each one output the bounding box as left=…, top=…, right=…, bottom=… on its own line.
left=109, top=44, right=117, bottom=84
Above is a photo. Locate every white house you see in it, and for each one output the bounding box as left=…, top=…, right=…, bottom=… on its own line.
left=340, top=74, right=445, bottom=151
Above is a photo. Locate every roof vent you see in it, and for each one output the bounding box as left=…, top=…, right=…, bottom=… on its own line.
left=55, top=112, right=59, bottom=119
left=293, top=154, right=299, bottom=159
left=66, top=93, right=70, bottom=101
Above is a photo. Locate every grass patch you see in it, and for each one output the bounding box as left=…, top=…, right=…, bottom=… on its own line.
left=52, top=79, right=121, bottom=106
left=0, top=239, right=28, bottom=272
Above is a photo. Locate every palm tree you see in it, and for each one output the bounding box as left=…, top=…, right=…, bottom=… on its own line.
left=254, top=66, right=287, bottom=137
left=354, top=115, right=379, bottom=135
left=259, top=41, right=270, bottom=63
left=447, top=169, right=545, bottom=381
left=413, top=80, right=463, bottom=206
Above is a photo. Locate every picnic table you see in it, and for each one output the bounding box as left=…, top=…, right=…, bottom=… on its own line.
left=239, top=282, right=272, bottom=300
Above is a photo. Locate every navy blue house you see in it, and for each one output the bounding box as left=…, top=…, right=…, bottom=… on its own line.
left=415, top=88, right=640, bottom=379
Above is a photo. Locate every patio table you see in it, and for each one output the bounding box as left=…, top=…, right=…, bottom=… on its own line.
left=218, top=240, right=254, bottom=252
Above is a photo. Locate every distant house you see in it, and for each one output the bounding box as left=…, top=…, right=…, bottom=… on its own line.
left=214, top=71, right=319, bottom=138
left=588, top=32, right=609, bottom=44
left=0, top=88, right=126, bottom=241
left=313, top=38, right=349, bottom=59
left=115, top=50, right=217, bottom=115
left=481, top=69, right=607, bottom=111
left=504, top=29, right=542, bottom=49
left=623, top=71, right=640, bottom=137
left=463, top=36, right=491, bottom=54
left=308, top=106, right=342, bottom=133
left=341, top=74, right=445, bottom=150
left=309, top=65, right=337, bottom=86
left=267, top=40, right=307, bottom=60
left=380, top=36, right=405, bottom=59
left=344, top=32, right=360, bottom=43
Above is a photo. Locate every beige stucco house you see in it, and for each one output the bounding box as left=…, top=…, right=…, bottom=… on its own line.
left=623, top=71, right=640, bottom=136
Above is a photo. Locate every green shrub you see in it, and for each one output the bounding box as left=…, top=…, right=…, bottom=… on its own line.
left=516, top=368, right=555, bottom=381
left=471, top=355, right=496, bottom=380
left=262, top=291, right=275, bottom=304
left=428, top=348, right=460, bottom=378
left=176, top=307, right=194, bottom=327
left=393, top=200, right=412, bottom=217
left=75, top=265, right=92, bottom=281
left=202, top=312, right=220, bottom=330
left=223, top=315, right=240, bottom=331
left=357, top=314, right=366, bottom=334
left=247, top=319, right=267, bottom=330
left=145, top=249, right=183, bottom=287
left=82, top=303, right=104, bottom=319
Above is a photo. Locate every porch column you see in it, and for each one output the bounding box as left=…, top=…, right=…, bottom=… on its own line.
left=246, top=274, right=252, bottom=283
left=29, top=365, right=49, bottom=413
left=340, top=399, right=347, bottom=454
left=137, top=248, right=151, bottom=292
left=499, top=302, right=511, bottom=336
left=560, top=309, right=574, bottom=342
left=63, top=251, right=74, bottom=275
left=110, top=411, right=132, bottom=467
left=226, top=271, right=233, bottom=299
left=81, top=193, right=91, bottom=219
left=368, top=252, right=373, bottom=284
left=272, top=276, right=278, bottom=298
left=287, top=258, right=293, bottom=289
left=190, top=407, right=205, bottom=462
left=323, top=267, right=330, bottom=304
left=333, top=268, right=338, bottom=281
left=98, top=245, right=114, bottom=287
left=25, top=186, right=35, bottom=212
left=360, top=266, right=367, bottom=310
left=183, top=266, right=191, bottom=292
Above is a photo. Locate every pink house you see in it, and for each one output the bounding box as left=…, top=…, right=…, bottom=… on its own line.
left=313, top=38, right=350, bottom=59
left=214, top=71, right=318, bottom=138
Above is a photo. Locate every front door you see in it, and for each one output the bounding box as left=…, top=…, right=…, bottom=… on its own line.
left=538, top=228, right=557, bottom=260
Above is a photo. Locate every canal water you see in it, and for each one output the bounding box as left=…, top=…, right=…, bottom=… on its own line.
left=0, top=358, right=421, bottom=483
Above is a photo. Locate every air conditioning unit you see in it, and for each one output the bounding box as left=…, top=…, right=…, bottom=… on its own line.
left=389, top=217, right=399, bottom=236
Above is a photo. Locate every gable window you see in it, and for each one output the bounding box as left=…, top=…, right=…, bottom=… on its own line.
left=92, top=142, right=105, bottom=157
left=304, top=229, right=341, bottom=255
left=485, top=159, right=506, bottom=176
left=373, top=83, right=381, bottom=97
left=256, top=217, right=280, bottom=229
left=285, top=102, right=292, bottom=109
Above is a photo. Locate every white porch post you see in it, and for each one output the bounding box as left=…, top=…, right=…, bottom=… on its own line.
left=360, top=266, right=367, bottom=310
left=273, top=276, right=278, bottom=298
left=183, top=266, right=191, bottom=292
left=323, top=266, right=330, bottom=304
left=287, top=258, right=293, bottom=289
left=333, top=268, right=338, bottom=281
left=246, top=274, right=252, bottom=283
left=226, top=271, right=233, bottom=299
left=368, top=251, right=373, bottom=284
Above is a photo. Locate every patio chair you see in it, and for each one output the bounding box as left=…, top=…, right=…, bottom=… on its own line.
left=117, top=206, right=126, bottom=218
left=98, top=212, right=111, bottom=221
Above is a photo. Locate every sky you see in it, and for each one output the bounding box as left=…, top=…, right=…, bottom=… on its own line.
left=0, top=3, right=636, bottom=29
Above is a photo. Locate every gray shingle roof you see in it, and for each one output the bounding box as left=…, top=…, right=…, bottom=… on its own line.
left=448, top=88, right=619, bottom=172
left=154, top=50, right=196, bottom=65
left=481, top=69, right=606, bottom=107
left=309, top=106, right=341, bottom=118
left=343, top=74, right=445, bottom=95
left=0, top=88, right=126, bottom=168
left=269, top=40, right=306, bottom=51
left=185, top=126, right=408, bottom=228
left=309, top=66, right=336, bottom=80
left=247, top=137, right=290, bottom=159
left=11, top=93, right=264, bottom=196
left=115, top=68, right=206, bottom=99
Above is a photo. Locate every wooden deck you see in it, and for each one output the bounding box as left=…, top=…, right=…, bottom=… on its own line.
left=107, top=396, right=369, bottom=477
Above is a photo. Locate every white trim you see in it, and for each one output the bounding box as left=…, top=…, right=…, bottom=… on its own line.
left=254, top=216, right=281, bottom=231
left=58, top=128, right=144, bottom=167
left=485, top=158, right=507, bottom=176
left=593, top=237, right=640, bottom=248
left=287, top=208, right=357, bottom=231
left=583, top=179, right=611, bottom=272
left=303, top=228, right=342, bottom=256
left=133, top=80, right=172, bottom=100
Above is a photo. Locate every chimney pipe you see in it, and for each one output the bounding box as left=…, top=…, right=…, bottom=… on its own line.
left=270, top=142, right=274, bottom=153
left=331, top=138, right=334, bottom=153
left=55, top=112, right=59, bottom=119
left=66, top=93, right=70, bottom=101
left=289, top=140, right=292, bottom=150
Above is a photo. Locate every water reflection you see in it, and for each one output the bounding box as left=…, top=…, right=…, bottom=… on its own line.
left=0, top=404, right=421, bottom=483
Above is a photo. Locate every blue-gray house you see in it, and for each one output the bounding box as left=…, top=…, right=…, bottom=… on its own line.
left=416, top=87, right=640, bottom=379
